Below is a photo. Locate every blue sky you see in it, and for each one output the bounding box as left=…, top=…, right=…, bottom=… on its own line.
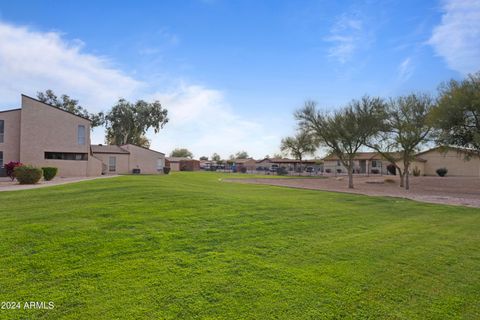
left=0, top=0, right=479, bottom=158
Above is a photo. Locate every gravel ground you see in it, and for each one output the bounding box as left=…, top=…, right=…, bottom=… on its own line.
left=226, top=175, right=480, bottom=208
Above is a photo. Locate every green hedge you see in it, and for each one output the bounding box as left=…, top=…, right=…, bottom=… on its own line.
left=41, top=167, right=58, bottom=181
left=14, top=166, right=43, bottom=184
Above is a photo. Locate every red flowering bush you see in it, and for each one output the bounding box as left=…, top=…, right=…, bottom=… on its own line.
left=4, top=161, right=23, bottom=181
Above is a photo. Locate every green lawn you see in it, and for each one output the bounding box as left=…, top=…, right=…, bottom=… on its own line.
left=0, top=172, right=479, bottom=319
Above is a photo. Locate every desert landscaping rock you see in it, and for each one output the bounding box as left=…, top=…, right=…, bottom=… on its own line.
left=226, top=175, right=480, bottom=208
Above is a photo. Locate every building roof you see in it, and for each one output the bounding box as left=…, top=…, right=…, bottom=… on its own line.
left=256, top=157, right=317, bottom=164
left=91, top=145, right=130, bottom=154
left=0, top=108, right=21, bottom=114
left=323, top=152, right=427, bottom=162
left=166, top=157, right=199, bottom=162
left=233, top=158, right=256, bottom=164
left=122, top=144, right=165, bottom=155
left=323, top=152, right=382, bottom=161
left=416, top=146, right=480, bottom=158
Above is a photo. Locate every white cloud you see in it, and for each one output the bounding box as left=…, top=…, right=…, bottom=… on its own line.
left=146, top=84, right=282, bottom=158
left=398, top=57, right=414, bottom=82
left=325, top=14, right=365, bottom=63
left=0, top=22, right=142, bottom=110
left=0, top=21, right=283, bottom=158
left=429, top=0, right=480, bottom=74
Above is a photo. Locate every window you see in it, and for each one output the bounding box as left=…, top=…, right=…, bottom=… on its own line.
left=0, top=120, right=4, bottom=143
left=45, top=152, right=88, bottom=160
left=157, top=158, right=164, bottom=172
left=337, top=160, right=341, bottom=166
left=77, top=125, right=86, bottom=145
left=371, top=160, right=378, bottom=168
left=0, top=151, right=3, bottom=167
left=109, top=156, right=116, bottom=172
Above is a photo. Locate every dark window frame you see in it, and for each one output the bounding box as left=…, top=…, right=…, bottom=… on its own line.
left=0, top=119, right=4, bottom=143
left=45, top=152, right=88, bottom=161
left=0, top=151, right=3, bottom=167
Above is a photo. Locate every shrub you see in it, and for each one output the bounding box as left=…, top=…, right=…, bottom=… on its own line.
left=4, top=161, right=22, bottom=181
left=386, top=164, right=396, bottom=175
left=371, top=168, right=380, bottom=174
left=41, top=167, right=58, bottom=181
left=277, top=167, right=288, bottom=176
left=163, top=167, right=171, bottom=174
left=336, top=169, right=342, bottom=174
left=384, top=178, right=396, bottom=184
left=436, top=167, right=448, bottom=177
left=14, top=166, right=43, bottom=184
left=412, top=166, right=421, bottom=177
left=239, top=166, right=247, bottom=173
left=325, top=168, right=331, bottom=173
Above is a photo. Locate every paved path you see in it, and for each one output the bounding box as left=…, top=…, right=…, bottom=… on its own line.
left=0, top=175, right=119, bottom=192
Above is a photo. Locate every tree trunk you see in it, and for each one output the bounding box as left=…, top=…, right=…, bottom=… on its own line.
left=398, top=169, right=405, bottom=188
left=348, top=164, right=354, bottom=189
left=404, top=162, right=410, bottom=190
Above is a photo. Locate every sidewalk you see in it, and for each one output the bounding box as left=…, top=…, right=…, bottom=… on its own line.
left=0, top=175, right=119, bottom=192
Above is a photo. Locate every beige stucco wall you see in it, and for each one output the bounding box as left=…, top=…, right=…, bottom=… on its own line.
left=87, top=155, right=103, bottom=177
left=420, top=149, right=480, bottom=177
left=122, top=144, right=164, bottom=174
left=394, top=160, right=425, bottom=176
left=0, top=109, right=21, bottom=164
left=19, top=95, right=92, bottom=177
left=169, top=162, right=180, bottom=171
left=92, top=153, right=130, bottom=174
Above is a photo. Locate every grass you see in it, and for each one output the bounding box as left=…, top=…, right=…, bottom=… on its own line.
left=0, top=172, right=479, bottom=319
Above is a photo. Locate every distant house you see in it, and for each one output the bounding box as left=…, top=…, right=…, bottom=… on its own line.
left=0, top=94, right=165, bottom=177
left=166, top=157, right=200, bottom=171
left=322, top=152, right=426, bottom=175
left=91, top=144, right=165, bottom=175
left=322, top=147, right=480, bottom=177
left=256, top=158, right=318, bottom=171
left=232, top=158, right=257, bottom=171
left=415, top=146, right=480, bottom=177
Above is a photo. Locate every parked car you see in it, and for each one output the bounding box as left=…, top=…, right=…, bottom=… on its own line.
left=269, top=164, right=279, bottom=172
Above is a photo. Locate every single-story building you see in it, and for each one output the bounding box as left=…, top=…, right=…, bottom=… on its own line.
left=416, top=146, right=480, bottom=177
left=91, top=144, right=165, bottom=175
left=322, top=147, right=480, bottom=177
left=166, top=157, right=200, bottom=171
left=322, top=152, right=427, bottom=175
left=232, top=158, right=257, bottom=171
left=256, top=158, right=319, bottom=171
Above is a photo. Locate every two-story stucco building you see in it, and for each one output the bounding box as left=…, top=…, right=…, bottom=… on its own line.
left=0, top=95, right=165, bottom=177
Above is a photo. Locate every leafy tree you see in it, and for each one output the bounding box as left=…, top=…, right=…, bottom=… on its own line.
left=367, top=93, right=435, bottom=190
left=295, top=97, right=385, bottom=189
left=235, top=151, right=249, bottom=159
left=37, top=90, right=104, bottom=128
left=170, top=148, right=193, bottom=158
left=273, top=153, right=284, bottom=158
left=432, top=72, right=480, bottom=152
left=199, top=156, right=209, bottom=161
left=211, top=153, right=221, bottom=163
left=280, top=131, right=316, bottom=167
left=105, top=98, right=168, bottom=147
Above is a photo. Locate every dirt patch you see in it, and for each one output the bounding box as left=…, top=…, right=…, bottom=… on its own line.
left=226, top=176, right=480, bottom=208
